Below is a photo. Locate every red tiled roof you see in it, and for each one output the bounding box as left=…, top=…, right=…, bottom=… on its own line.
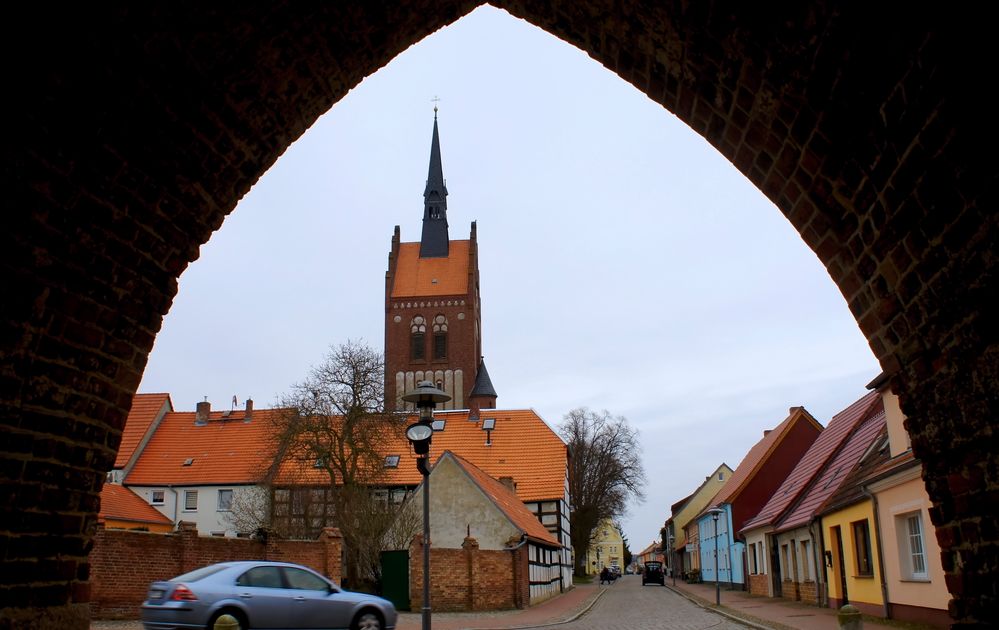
left=99, top=484, right=172, bottom=526
left=638, top=542, right=659, bottom=556
left=778, top=402, right=886, bottom=531
left=391, top=241, right=470, bottom=298
left=443, top=451, right=559, bottom=546
left=124, top=407, right=282, bottom=485
left=115, top=393, right=172, bottom=468
left=708, top=407, right=822, bottom=509
left=742, top=392, right=879, bottom=532
left=274, top=409, right=568, bottom=503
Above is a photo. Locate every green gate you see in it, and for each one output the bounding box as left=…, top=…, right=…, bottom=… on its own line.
left=380, top=550, right=410, bottom=611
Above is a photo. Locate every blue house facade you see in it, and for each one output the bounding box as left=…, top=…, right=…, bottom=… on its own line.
left=697, top=504, right=745, bottom=586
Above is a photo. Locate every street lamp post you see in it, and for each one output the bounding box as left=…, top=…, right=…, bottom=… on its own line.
left=668, top=533, right=676, bottom=586
left=402, top=381, right=451, bottom=630
left=708, top=508, right=724, bottom=606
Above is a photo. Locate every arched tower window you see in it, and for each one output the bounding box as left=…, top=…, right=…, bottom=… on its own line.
left=410, top=316, right=426, bottom=361
left=433, top=314, right=448, bottom=361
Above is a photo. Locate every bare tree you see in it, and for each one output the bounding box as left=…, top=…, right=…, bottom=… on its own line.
left=223, top=486, right=271, bottom=536
left=559, top=407, right=646, bottom=576
left=268, top=340, right=408, bottom=587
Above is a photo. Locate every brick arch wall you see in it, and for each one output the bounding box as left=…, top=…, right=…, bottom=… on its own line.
left=3, top=2, right=995, bottom=627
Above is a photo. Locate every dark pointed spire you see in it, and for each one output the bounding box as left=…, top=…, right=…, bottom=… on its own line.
left=470, top=358, right=498, bottom=399
left=420, top=108, right=450, bottom=258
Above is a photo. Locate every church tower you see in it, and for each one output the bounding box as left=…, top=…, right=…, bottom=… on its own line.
left=384, top=111, right=497, bottom=413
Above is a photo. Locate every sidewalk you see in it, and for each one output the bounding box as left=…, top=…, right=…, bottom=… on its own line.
left=667, top=579, right=933, bottom=630
left=396, top=583, right=603, bottom=630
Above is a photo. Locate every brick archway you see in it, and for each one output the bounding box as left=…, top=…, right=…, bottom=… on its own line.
left=4, top=2, right=995, bottom=627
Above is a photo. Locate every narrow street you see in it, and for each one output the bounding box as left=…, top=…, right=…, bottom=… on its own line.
left=561, top=576, right=746, bottom=630
left=92, top=575, right=750, bottom=630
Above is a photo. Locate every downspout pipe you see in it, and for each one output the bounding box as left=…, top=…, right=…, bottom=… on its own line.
left=168, top=485, right=179, bottom=527
left=862, top=487, right=891, bottom=619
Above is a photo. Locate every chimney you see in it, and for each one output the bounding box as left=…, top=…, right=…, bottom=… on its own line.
left=764, top=429, right=772, bottom=437
left=244, top=398, right=253, bottom=422
left=196, top=399, right=210, bottom=425
left=498, top=476, right=517, bottom=493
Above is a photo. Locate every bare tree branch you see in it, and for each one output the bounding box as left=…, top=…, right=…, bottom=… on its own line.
left=559, top=407, right=646, bottom=576
left=265, top=339, right=411, bottom=588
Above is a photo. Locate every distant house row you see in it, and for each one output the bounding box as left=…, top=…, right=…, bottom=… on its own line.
left=99, top=394, right=572, bottom=606
left=659, top=375, right=949, bottom=627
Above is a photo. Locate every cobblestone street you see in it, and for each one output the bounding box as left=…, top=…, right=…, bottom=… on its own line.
left=559, top=577, right=745, bottom=630
left=92, top=576, right=748, bottom=630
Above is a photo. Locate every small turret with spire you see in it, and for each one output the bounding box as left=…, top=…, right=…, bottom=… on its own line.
left=420, top=105, right=449, bottom=258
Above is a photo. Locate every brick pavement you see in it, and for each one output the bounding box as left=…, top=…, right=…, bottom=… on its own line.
left=667, top=579, right=941, bottom=630
left=398, top=574, right=746, bottom=630
left=396, top=582, right=603, bottom=630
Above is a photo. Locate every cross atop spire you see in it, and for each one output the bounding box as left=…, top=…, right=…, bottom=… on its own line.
left=420, top=108, right=449, bottom=258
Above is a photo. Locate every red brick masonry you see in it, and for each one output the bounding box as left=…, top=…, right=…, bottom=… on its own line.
left=89, top=522, right=342, bottom=619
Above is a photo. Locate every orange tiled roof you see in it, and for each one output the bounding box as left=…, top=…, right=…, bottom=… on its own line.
left=638, top=541, right=659, bottom=556
left=124, top=407, right=282, bottom=485
left=708, top=407, right=822, bottom=509
left=273, top=409, right=568, bottom=503
left=444, top=451, right=559, bottom=546
left=391, top=241, right=469, bottom=298
left=115, top=393, right=172, bottom=468
left=99, top=483, right=172, bottom=526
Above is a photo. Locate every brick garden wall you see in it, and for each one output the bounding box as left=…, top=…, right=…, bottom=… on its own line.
left=409, top=536, right=527, bottom=612
left=89, top=522, right=342, bottom=619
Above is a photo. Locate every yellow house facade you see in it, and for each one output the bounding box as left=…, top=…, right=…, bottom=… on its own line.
left=585, top=519, right=624, bottom=575
left=822, top=500, right=884, bottom=617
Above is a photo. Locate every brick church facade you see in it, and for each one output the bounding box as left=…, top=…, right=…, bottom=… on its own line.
left=384, top=112, right=497, bottom=414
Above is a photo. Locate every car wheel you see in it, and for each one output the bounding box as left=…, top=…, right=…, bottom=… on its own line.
left=352, top=610, right=383, bottom=630
left=208, top=610, right=246, bottom=630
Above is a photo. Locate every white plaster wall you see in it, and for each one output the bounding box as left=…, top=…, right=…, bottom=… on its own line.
left=125, top=483, right=259, bottom=537
left=402, top=456, right=519, bottom=549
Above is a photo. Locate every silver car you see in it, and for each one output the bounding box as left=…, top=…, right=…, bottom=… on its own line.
left=140, top=561, right=397, bottom=630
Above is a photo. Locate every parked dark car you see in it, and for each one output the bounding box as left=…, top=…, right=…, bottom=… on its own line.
left=642, top=561, right=665, bottom=586
left=140, top=560, right=397, bottom=630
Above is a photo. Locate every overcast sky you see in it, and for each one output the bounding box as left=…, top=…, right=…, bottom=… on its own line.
left=139, top=6, right=882, bottom=549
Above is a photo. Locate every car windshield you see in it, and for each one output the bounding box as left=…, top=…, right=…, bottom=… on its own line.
left=171, top=564, right=231, bottom=583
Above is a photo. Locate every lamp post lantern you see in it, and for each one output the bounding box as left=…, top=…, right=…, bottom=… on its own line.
left=708, top=508, right=724, bottom=606
left=402, top=381, right=450, bottom=630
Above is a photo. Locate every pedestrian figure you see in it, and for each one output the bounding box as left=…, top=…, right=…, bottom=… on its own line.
left=599, top=567, right=610, bottom=585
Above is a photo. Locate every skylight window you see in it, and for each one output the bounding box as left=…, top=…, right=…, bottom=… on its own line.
left=384, top=455, right=400, bottom=468
left=183, top=458, right=194, bottom=466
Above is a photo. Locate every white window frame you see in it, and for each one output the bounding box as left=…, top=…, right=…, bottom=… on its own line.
left=151, top=490, right=165, bottom=505
left=897, top=510, right=929, bottom=580
left=184, top=490, right=198, bottom=511
left=217, top=489, right=233, bottom=512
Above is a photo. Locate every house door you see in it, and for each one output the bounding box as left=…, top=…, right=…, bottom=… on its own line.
left=769, top=535, right=782, bottom=597
left=379, top=550, right=410, bottom=611
left=832, top=526, right=849, bottom=605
